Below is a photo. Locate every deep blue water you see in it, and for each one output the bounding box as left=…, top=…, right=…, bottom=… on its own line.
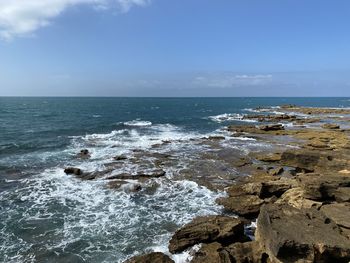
left=0, top=97, right=349, bottom=263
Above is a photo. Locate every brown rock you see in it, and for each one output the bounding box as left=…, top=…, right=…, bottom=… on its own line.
left=268, top=167, right=284, bottom=176
left=320, top=203, right=350, bottom=229
left=124, top=252, right=174, bottom=263
left=275, top=187, right=322, bottom=209
left=322, top=123, right=340, bottom=130
left=216, top=195, right=265, bottom=218
left=297, top=173, right=350, bottom=201
left=168, top=216, right=244, bottom=253
left=222, top=241, right=269, bottom=263
left=190, top=242, right=227, bottom=263
left=256, top=203, right=350, bottom=263
left=280, top=150, right=320, bottom=172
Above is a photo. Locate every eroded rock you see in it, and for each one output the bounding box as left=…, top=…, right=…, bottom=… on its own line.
left=123, top=252, right=174, bottom=263
left=256, top=203, right=350, bottom=263
left=168, top=216, right=244, bottom=254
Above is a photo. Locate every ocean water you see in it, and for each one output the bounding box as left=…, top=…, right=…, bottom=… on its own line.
left=0, top=97, right=349, bottom=263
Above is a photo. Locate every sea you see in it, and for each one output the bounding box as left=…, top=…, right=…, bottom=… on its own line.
left=1, top=97, right=349, bottom=263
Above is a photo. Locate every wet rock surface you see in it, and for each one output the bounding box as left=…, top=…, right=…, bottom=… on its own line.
left=124, top=252, right=174, bottom=263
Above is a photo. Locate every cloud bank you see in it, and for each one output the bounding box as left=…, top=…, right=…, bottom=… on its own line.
left=0, top=0, right=150, bottom=40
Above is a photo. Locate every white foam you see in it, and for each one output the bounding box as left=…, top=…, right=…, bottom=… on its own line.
left=123, top=120, right=152, bottom=127
left=208, top=113, right=258, bottom=123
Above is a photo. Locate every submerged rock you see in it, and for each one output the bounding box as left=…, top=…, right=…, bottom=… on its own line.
left=77, top=149, right=91, bottom=158
left=256, top=203, right=350, bottom=263
left=168, top=216, right=245, bottom=254
left=124, top=252, right=174, bottom=263
left=64, top=167, right=82, bottom=176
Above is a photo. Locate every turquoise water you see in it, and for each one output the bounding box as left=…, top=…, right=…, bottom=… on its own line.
left=0, top=97, right=349, bottom=262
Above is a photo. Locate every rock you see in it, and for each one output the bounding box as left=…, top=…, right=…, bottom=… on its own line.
left=168, top=216, right=244, bottom=254
left=114, top=155, right=127, bottom=161
left=77, top=149, right=90, bottom=158
left=255, top=153, right=282, bottom=162
left=333, top=187, right=350, bottom=202
left=320, top=203, right=350, bottom=229
left=64, top=167, right=82, bottom=176
left=322, top=123, right=340, bottom=130
left=107, top=170, right=166, bottom=180
left=260, top=178, right=296, bottom=198
left=297, top=173, right=350, bottom=201
left=123, top=252, right=174, bottom=263
left=256, top=203, right=350, bottom=263
left=222, top=241, right=269, bottom=263
left=259, top=124, right=284, bottom=131
left=280, top=150, right=320, bottom=172
left=275, top=187, right=322, bottom=210
left=190, top=242, right=226, bottom=263
left=216, top=195, right=265, bottom=218
left=208, top=136, right=226, bottom=140
left=268, top=167, right=284, bottom=176
left=232, top=157, right=253, bottom=167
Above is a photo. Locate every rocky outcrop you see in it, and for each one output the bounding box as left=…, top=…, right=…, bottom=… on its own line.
left=217, top=195, right=266, bottom=218
left=123, top=252, right=174, bottom=263
left=297, top=173, right=350, bottom=201
left=256, top=203, right=350, bottom=263
left=191, top=241, right=268, bottom=263
left=168, top=216, right=245, bottom=253
left=107, top=170, right=166, bottom=180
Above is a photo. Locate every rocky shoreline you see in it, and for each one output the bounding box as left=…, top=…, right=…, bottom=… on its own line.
left=65, top=105, right=350, bottom=263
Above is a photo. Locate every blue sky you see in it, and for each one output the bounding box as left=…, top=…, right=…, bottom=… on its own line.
left=0, top=0, right=350, bottom=96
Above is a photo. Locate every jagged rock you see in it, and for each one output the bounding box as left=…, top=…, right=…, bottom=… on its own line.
left=275, top=187, right=322, bottom=209
left=216, top=195, right=265, bottom=218
left=259, top=178, right=296, bottom=198
left=168, top=216, right=244, bottom=254
left=64, top=167, right=83, bottom=176
left=256, top=203, right=350, bottom=263
left=208, top=136, right=226, bottom=140
left=297, top=173, right=350, bottom=201
left=320, top=203, right=350, bottom=230
left=259, top=124, right=284, bottom=131
left=123, top=252, right=174, bottom=263
left=268, top=167, right=284, bottom=176
left=190, top=242, right=227, bottom=263
left=222, top=241, right=269, bottom=263
left=322, top=123, right=340, bottom=130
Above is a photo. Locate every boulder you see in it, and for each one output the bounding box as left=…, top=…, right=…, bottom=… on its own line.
left=168, top=216, right=244, bottom=254
left=256, top=203, right=350, bottom=263
left=123, top=252, right=174, bottom=263
left=64, top=167, right=83, bottom=176
left=190, top=242, right=226, bottom=263
left=107, top=170, right=166, bottom=180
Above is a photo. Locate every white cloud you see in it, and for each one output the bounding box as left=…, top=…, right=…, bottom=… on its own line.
left=193, top=73, right=273, bottom=88
left=0, top=0, right=150, bottom=40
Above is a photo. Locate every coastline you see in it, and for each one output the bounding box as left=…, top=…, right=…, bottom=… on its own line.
left=120, top=105, right=350, bottom=263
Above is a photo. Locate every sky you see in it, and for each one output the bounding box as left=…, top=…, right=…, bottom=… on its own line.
left=0, top=0, right=350, bottom=96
